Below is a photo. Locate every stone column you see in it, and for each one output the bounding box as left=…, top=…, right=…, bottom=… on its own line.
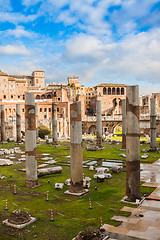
left=96, top=100, right=102, bottom=148
left=1, top=105, right=5, bottom=142
left=35, top=103, right=39, bottom=144
left=125, top=85, right=141, bottom=202
left=150, top=98, right=157, bottom=152
left=62, top=107, right=67, bottom=138
left=122, top=99, right=126, bottom=149
left=67, top=102, right=86, bottom=195
left=16, top=104, right=21, bottom=143
left=52, top=102, right=58, bottom=145
left=25, top=92, right=38, bottom=188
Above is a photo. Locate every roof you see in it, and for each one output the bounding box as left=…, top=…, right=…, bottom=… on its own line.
left=0, top=72, right=8, bottom=76
left=33, top=70, right=45, bottom=72
left=8, top=77, right=15, bottom=81
left=10, top=75, right=27, bottom=78
left=96, top=83, right=127, bottom=88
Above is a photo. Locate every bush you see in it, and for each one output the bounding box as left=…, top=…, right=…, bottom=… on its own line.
left=38, top=125, right=51, bottom=139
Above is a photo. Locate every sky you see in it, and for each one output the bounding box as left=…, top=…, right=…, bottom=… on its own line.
left=0, top=0, right=160, bottom=95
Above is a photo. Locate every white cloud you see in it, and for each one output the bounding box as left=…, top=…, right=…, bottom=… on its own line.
left=0, top=0, right=11, bottom=11
left=1, top=26, right=37, bottom=38
left=0, top=12, right=38, bottom=24
left=0, top=44, right=31, bottom=56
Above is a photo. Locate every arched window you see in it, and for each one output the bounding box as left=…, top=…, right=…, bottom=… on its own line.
left=103, top=87, right=106, bottom=95
left=36, top=95, right=40, bottom=99
left=23, top=94, right=25, bottom=100
left=40, top=108, right=42, bottom=112
left=41, top=94, right=45, bottom=99
left=121, top=88, right=124, bottom=95
left=117, top=88, right=120, bottom=95
left=3, top=95, right=6, bottom=99
left=47, top=94, right=52, bottom=99
left=11, top=95, right=13, bottom=99
left=44, top=108, right=47, bottom=112
left=112, top=88, right=115, bottom=95
left=108, top=87, right=111, bottom=95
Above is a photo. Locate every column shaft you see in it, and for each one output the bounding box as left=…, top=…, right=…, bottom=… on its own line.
left=25, top=92, right=38, bottom=187
left=122, top=99, right=126, bottom=149
left=69, top=102, right=84, bottom=193
left=96, top=100, right=102, bottom=148
left=126, top=85, right=141, bottom=202
left=52, top=102, right=58, bottom=145
left=16, top=104, right=21, bottom=143
left=1, top=105, right=5, bottom=142
left=150, top=98, right=157, bottom=151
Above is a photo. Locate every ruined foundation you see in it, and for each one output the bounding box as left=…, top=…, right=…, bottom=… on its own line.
left=125, top=85, right=141, bottom=202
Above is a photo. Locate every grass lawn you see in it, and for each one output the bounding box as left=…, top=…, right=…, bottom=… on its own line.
left=0, top=140, right=158, bottom=240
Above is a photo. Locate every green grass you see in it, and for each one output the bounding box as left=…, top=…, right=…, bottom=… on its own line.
left=0, top=141, right=157, bottom=240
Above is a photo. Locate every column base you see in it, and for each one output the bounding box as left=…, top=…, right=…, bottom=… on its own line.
left=64, top=189, right=89, bottom=197
left=25, top=179, right=40, bottom=188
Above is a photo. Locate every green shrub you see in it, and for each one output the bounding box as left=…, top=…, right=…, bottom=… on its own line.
left=38, top=125, right=51, bottom=139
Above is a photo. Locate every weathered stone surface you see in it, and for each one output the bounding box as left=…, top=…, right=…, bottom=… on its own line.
left=111, top=166, right=122, bottom=173
left=38, top=167, right=62, bottom=176
left=55, top=183, right=64, bottom=190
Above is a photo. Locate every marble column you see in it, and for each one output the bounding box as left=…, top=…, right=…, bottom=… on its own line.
left=1, top=105, right=5, bottom=142
left=25, top=92, right=38, bottom=188
left=62, top=107, right=67, bottom=138
left=125, top=85, right=141, bottom=202
left=122, top=99, right=126, bottom=149
left=16, top=104, right=21, bottom=143
left=96, top=100, right=102, bottom=148
left=68, top=102, right=86, bottom=195
left=150, top=98, right=157, bottom=152
left=52, top=102, right=58, bottom=145
left=35, top=103, right=39, bottom=144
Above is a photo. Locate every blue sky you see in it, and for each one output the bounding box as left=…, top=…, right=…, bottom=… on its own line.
left=0, top=0, right=160, bottom=94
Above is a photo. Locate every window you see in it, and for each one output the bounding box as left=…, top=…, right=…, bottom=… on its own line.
left=58, top=97, right=60, bottom=101
left=23, top=94, right=25, bottom=100
left=121, top=88, right=124, bottom=95
left=11, top=95, right=13, bottom=98
left=103, top=87, right=107, bottom=95
left=18, top=95, right=20, bottom=99
left=3, top=95, right=6, bottom=99
left=117, top=88, right=120, bottom=95
left=49, top=108, right=51, bottom=112
left=112, top=88, right=115, bottom=95
left=57, top=108, right=59, bottom=112
left=44, top=115, right=47, bottom=119
left=108, top=88, right=111, bottom=95
left=40, top=108, right=42, bottom=112
left=22, top=108, right=24, bottom=112
left=44, top=108, right=47, bottom=112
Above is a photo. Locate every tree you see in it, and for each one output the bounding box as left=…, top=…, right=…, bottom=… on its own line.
left=38, top=125, right=51, bottom=139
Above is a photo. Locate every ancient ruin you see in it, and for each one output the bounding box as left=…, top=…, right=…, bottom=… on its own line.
left=125, top=85, right=141, bottom=202
left=52, top=102, right=58, bottom=145
left=16, top=104, right=21, bottom=143
left=122, top=99, right=126, bottom=149
left=96, top=100, right=102, bottom=148
left=25, top=92, right=38, bottom=188
left=149, top=97, right=157, bottom=152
